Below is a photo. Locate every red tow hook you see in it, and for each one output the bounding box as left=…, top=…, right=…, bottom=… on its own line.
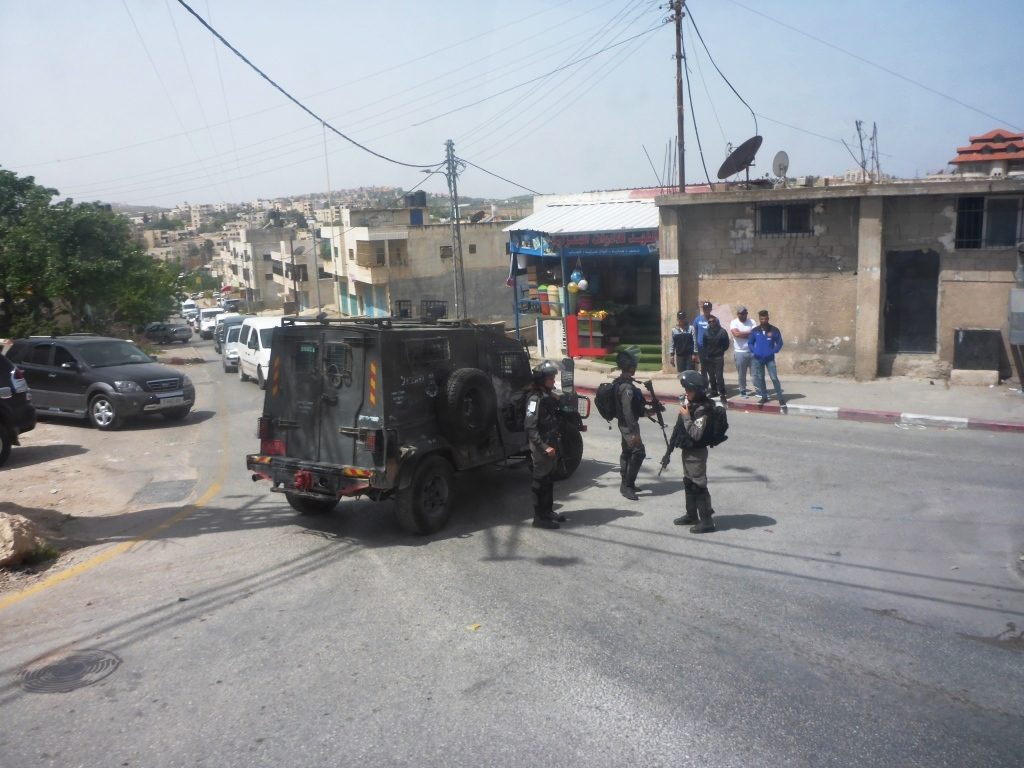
left=294, top=470, right=314, bottom=491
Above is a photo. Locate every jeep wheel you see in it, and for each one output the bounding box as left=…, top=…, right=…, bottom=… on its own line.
left=437, top=368, right=497, bottom=444
left=286, top=492, right=337, bottom=515
left=88, top=394, right=122, bottom=430
left=396, top=455, right=455, bottom=535
left=550, top=424, right=584, bottom=481
left=161, top=407, right=191, bottom=421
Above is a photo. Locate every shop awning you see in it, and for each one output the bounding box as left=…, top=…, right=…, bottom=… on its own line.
left=503, top=200, right=658, bottom=235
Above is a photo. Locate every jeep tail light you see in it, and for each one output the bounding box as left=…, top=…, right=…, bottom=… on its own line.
left=261, top=438, right=285, bottom=456
left=257, top=416, right=274, bottom=439
left=359, top=429, right=384, bottom=464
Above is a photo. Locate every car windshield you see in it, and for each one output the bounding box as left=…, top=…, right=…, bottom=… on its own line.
left=227, top=326, right=241, bottom=342
left=258, top=328, right=275, bottom=347
left=77, top=340, right=151, bottom=368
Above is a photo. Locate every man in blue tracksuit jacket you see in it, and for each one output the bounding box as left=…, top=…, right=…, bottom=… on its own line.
left=748, top=309, right=784, bottom=405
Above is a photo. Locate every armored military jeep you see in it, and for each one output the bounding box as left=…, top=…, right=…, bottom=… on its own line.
left=246, top=316, right=588, bottom=534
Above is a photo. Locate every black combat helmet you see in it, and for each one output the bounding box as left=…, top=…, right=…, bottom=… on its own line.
left=678, top=370, right=705, bottom=391
left=616, top=349, right=638, bottom=371
left=532, top=359, right=559, bottom=384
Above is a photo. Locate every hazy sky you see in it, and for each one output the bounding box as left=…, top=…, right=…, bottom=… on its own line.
left=2, top=0, right=1021, bottom=208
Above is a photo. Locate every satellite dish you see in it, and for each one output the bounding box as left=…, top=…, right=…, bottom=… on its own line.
left=772, top=150, right=790, bottom=178
left=716, top=135, right=763, bottom=180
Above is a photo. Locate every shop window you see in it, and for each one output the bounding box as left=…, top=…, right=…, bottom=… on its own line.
left=956, top=196, right=1022, bottom=248
left=758, top=204, right=812, bottom=235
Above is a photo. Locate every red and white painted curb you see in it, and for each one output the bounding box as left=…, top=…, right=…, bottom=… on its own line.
left=573, top=386, right=1024, bottom=434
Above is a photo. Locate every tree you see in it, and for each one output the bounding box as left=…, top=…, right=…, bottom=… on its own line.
left=0, top=168, right=178, bottom=337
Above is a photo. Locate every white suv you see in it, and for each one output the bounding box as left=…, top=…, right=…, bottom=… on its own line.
left=198, top=308, right=224, bottom=339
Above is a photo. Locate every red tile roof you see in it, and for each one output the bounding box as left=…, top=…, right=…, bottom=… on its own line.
left=949, top=128, right=1024, bottom=165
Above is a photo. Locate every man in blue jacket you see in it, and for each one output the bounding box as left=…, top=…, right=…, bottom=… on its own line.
left=749, top=309, right=784, bottom=405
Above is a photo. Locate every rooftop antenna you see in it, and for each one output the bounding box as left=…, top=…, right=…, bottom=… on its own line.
left=772, top=150, right=790, bottom=187
left=716, top=135, right=763, bottom=185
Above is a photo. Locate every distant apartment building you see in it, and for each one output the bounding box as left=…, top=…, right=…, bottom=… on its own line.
left=949, top=128, right=1024, bottom=178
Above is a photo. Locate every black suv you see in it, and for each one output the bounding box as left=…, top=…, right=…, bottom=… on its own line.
left=6, top=335, right=196, bottom=430
left=0, top=349, right=37, bottom=466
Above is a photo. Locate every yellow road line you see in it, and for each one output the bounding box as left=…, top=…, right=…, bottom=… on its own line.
left=0, top=379, right=231, bottom=613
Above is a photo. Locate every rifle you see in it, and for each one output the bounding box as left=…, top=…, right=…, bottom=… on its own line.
left=642, top=380, right=671, bottom=474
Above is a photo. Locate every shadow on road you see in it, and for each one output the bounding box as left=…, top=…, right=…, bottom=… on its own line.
left=3, top=442, right=87, bottom=467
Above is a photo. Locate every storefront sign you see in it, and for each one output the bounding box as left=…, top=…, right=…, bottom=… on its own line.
left=509, top=229, right=659, bottom=258
left=658, top=259, right=679, bottom=276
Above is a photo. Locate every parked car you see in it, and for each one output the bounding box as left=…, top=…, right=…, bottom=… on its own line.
left=212, top=312, right=244, bottom=354
left=198, top=308, right=224, bottom=339
left=221, top=324, right=243, bottom=373
left=237, top=316, right=282, bottom=389
left=144, top=322, right=193, bottom=345
left=5, top=335, right=195, bottom=430
left=0, top=350, right=36, bottom=466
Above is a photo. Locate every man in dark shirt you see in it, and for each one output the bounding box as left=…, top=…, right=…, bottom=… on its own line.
left=701, top=315, right=731, bottom=402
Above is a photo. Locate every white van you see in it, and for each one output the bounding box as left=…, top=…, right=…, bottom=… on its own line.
left=198, top=308, right=224, bottom=339
left=237, top=316, right=282, bottom=389
left=180, top=299, right=198, bottom=323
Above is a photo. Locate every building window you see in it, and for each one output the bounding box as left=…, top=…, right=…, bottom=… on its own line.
left=348, top=248, right=354, bottom=260
left=758, top=204, right=812, bottom=235
left=375, top=246, right=385, bottom=266
left=263, top=253, right=272, bottom=261
left=468, top=243, right=477, bottom=254
left=440, top=245, right=453, bottom=259
left=956, top=196, right=1022, bottom=248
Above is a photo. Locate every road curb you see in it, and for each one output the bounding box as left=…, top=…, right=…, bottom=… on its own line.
left=572, top=385, right=1024, bottom=435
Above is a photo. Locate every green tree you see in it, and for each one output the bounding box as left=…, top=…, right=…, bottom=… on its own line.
left=0, top=168, right=178, bottom=337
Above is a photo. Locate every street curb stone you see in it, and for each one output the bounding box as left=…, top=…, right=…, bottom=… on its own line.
left=572, top=384, right=1023, bottom=435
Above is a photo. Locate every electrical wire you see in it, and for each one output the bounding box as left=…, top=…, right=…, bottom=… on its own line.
left=456, top=158, right=542, bottom=196
left=174, top=0, right=439, bottom=169
left=682, top=27, right=712, bottom=184
left=685, top=5, right=758, bottom=137
left=205, top=0, right=244, bottom=200
left=686, top=21, right=726, bottom=147
left=723, top=0, right=1023, bottom=132
left=411, top=23, right=667, bottom=128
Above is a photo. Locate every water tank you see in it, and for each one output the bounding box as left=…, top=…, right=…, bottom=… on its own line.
left=414, top=190, right=427, bottom=207
left=404, top=194, right=415, bottom=208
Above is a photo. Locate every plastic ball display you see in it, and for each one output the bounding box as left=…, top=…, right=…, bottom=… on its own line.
left=570, top=270, right=584, bottom=283
left=567, top=282, right=579, bottom=293
left=577, top=279, right=589, bottom=291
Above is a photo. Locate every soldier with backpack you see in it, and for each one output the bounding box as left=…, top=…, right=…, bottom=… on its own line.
left=525, top=360, right=567, bottom=530
left=613, top=349, right=648, bottom=501
left=669, top=370, right=723, bottom=533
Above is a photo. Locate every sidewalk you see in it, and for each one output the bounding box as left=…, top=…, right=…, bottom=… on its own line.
left=566, top=358, right=1024, bottom=434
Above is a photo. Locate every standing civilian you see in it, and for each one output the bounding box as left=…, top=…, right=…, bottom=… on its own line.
left=668, top=311, right=698, bottom=376
left=729, top=306, right=755, bottom=396
left=749, top=309, right=785, bottom=405
left=693, top=300, right=713, bottom=388
left=701, top=315, right=731, bottom=402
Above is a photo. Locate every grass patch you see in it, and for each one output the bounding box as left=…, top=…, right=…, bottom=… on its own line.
left=21, top=544, right=61, bottom=567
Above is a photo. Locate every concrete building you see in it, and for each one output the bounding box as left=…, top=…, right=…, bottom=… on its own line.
left=656, top=177, right=1023, bottom=380
left=949, top=128, right=1024, bottom=178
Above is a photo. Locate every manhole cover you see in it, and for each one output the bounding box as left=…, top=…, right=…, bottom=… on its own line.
left=18, top=649, right=122, bottom=693
left=131, top=479, right=196, bottom=505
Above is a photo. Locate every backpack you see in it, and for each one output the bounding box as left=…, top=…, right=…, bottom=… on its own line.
left=595, top=382, right=618, bottom=421
left=701, top=404, right=729, bottom=448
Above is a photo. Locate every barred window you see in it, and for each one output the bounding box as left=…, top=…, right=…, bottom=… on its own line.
left=758, top=204, right=812, bottom=235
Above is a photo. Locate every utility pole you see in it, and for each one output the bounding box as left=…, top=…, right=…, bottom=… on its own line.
left=672, top=0, right=686, bottom=193
left=445, top=139, right=467, bottom=319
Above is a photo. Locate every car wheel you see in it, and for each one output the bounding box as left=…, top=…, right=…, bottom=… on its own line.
left=88, top=394, right=122, bottom=430
left=286, top=492, right=337, bottom=515
left=239, top=364, right=249, bottom=382
left=395, top=454, right=455, bottom=535
left=161, top=407, right=191, bottom=421
left=0, top=428, right=12, bottom=467
left=257, top=366, right=266, bottom=390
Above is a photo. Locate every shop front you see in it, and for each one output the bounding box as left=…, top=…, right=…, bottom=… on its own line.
left=505, top=200, right=660, bottom=359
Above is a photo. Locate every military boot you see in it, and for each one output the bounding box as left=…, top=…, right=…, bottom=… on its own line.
left=674, top=480, right=699, bottom=526
left=620, top=483, right=638, bottom=501
left=689, top=487, right=716, bottom=534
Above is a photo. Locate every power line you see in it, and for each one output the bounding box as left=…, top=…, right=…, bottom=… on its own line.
left=723, top=0, right=1023, bottom=132
left=411, top=23, right=667, bottom=128
left=456, top=158, right=542, bottom=196
left=174, top=0, right=438, bottom=169
left=682, top=25, right=712, bottom=184
left=685, top=6, right=758, bottom=137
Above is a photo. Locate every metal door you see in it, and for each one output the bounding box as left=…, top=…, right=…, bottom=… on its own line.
left=884, top=250, right=940, bottom=353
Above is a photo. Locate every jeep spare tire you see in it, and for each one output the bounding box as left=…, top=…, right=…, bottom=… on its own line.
left=437, top=367, right=497, bottom=443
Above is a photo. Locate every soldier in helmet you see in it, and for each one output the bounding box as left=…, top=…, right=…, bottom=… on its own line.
left=672, top=369, right=717, bottom=533
left=525, top=360, right=566, bottom=529
left=613, top=349, right=648, bottom=501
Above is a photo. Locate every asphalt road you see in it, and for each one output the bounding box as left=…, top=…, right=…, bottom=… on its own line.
left=1, top=340, right=1022, bottom=767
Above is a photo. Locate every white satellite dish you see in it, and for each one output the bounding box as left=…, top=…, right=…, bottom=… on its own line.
left=772, top=150, right=790, bottom=178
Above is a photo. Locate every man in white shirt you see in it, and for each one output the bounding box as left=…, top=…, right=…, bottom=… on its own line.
left=729, top=306, right=755, bottom=396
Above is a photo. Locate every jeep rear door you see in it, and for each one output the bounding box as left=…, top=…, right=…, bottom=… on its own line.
left=270, top=329, right=369, bottom=466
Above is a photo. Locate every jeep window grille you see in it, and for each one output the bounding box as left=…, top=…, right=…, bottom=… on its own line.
left=405, top=337, right=450, bottom=367
left=324, top=342, right=353, bottom=387
left=294, top=342, right=318, bottom=374
left=498, top=351, right=530, bottom=379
